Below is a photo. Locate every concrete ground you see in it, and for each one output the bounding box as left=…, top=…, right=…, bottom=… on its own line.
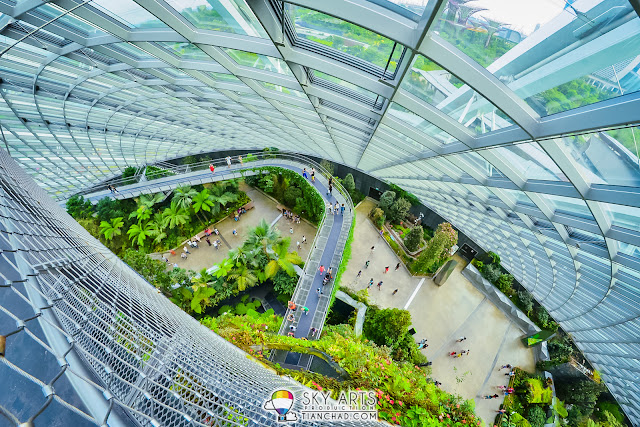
left=343, top=199, right=535, bottom=426
left=155, top=183, right=316, bottom=271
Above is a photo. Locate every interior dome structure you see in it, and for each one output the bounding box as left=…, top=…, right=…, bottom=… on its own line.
left=0, top=0, right=639, bottom=425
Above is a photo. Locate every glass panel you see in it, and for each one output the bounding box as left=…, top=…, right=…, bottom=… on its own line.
left=602, top=202, right=640, bottom=234
left=38, top=4, right=107, bottom=36
left=367, top=0, right=426, bottom=17
left=224, top=49, right=293, bottom=75
left=160, top=42, right=211, bottom=60
left=257, top=81, right=307, bottom=98
left=401, top=55, right=514, bottom=133
left=165, top=0, right=268, bottom=38
left=288, top=4, right=404, bottom=73
left=488, top=142, right=568, bottom=181
left=539, top=193, right=593, bottom=220
left=208, top=71, right=240, bottom=82
left=107, top=43, right=155, bottom=61
left=455, top=151, right=504, bottom=178
left=312, top=70, right=381, bottom=101
left=434, top=1, right=640, bottom=117
left=388, top=103, right=458, bottom=145
left=556, top=127, right=640, bottom=187
left=91, top=0, right=166, bottom=28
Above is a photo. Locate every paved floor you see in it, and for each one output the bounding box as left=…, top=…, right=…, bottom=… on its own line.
left=154, top=183, right=316, bottom=272
left=343, top=199, right=535, bottom=425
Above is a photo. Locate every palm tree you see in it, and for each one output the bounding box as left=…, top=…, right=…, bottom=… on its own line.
left=127, top=221, right=154, bottom=247
left=148, top=213, right=167, bottom=246
left=265, top=238, right=303, bottom=278
left=228, top=265, right=258, bottom=291
left=129, top=204, right=152, bottom=222
left=245, top=219, right=280, bottom=254
left=99, top=217, right=124, bottom=241
left=209, top=184, right=239, bottom=215
left=162, top=201, right=189, bottom=230
left=172, top=186, right=197, bottom=211
left=190, top=287, right=216, bottom=314
left=192, top=189, right=214, bottom=223
left=139, top=193, right=165, bottom=208
left=213, top=258, right=235, bottom=279
left=191, top=268, right=215, bottom=290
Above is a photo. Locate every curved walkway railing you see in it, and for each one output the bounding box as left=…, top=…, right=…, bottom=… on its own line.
left=0, top=149, right=372, bottom=427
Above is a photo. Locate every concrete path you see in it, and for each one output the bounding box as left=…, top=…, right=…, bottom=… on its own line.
left=343, top=199, right=535, bottom=426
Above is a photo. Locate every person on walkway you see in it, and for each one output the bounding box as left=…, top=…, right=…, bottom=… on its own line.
left=340, top=204, right=345, bottom=215
left=302, top=306, right=309, bottom=316
left=206, top=237, right=212, bottom=246
left=318, top=265, right=325, bottom=275
left=108, top=184, right=115, bottom=194
left=302, top=168, right=308, bottom=179
left=205, top=228, right=211, bottom=236
left=194, top=234, right=201, bottom=243
left=395, top=262, right=401, bottom=271
left=450, top=351, right=457, bottom=357
left=367, top=279, right=374, bottom=289
left=327, top=267, right=333, bottom=278
left=327, top=202, right=333, bottom=214
left=181, top=252, right=187, bottom=259
left=497, top=385, right=507, bottom=391
left=500, top=364, right=512, bottom=370
left=232, top=229, right=237, bottom=236
left=356, top=270, right=362, bottom=278
left=311, top=168, right=315, bottom=182
left=289, top=325, right=296, bottom=332
left=183, top=246, right=191, bottom=254
left=365, top=260, right=370, bottom=268
left=209, top=164, right=215, bottom=174
left=417, top=339, right=428, bottom=349
left=328, top=183, right=332, bottom=195
left=216, top=239, right=221, bottom=249
left=496, top=409, right=507, bottom=414
left=334, top=202, right=339, bottom=214
left=297, top=241, right=301, bottom=249
left=213, top=240, right=218, bottom=250
left=316, top=288, right=322, bottom=296
left=456, top=337, right=467, bottom=342
left=302, top=235, right=307, bottom=244
left=191, top=239, right=199, bottom=249
left=238, top=155, right=243, bottom=165
left=173, top=263, right=179, bottom=269
left=290, top=227, right=293, bottom=234
left=328, top=176, right=333, bottom=188
left=225, top=156, right=231, bottom=168
left=214, top=228, right=219, bottom=235
left=377, top=281, right=383, bottom=290
left=506, top=370, right=515, bottom=377
left=384, top=266, right=389, bottom=274
left=465, top=350, right=470, bottom=356
left=392, top=289, right=398, bottom=295
left=310, top=327, right=317, bottom=337
left=370, top=246, right=375, bottom=253
left=287, top=313, right=295, bottom=322
left=288, top=301, right=297, bottom=311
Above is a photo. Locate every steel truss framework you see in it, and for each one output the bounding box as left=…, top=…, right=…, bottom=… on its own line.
left=0, top=0, right=639, bottom=424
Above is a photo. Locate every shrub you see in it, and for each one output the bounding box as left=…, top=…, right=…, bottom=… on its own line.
left=370, top=208, right=385, bottom=229
left=482, top=263, right=501, bottom=283
left=319, top=158, right=334, bottom=175
left=596, top=402, right=624, bottom=423
left=121, top=166, right=137, bottom=184
left=272, top=270, right=298, bottom=297
left=343, top=173, right=355, bottom=192
left=413, top=233, right=445, bottom=273
left=404, top=226, right=423, bottom=252
left=283, top=185, right=302, bottom=207
left=526, top=405, right=547, bottom=427
left=487, top=251, right=501, bottom=265
left=379, top=190, right=396, bottom=215
left=388, top=197, right=411, bottom=223
left=535, top=306, right=550, bottom=327
left=471, top=259, right=484, bottom=271
left=434, top=223, right=458, bottom=259
left=518, top=290, right=534, bottom=314
left=496, top=273, right=514, bottom=294
left=66, top=195, right=94, bottom=219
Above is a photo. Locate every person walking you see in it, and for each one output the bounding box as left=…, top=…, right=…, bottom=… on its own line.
left=328, top=176, right=333, bottom=188
left=370, top=246, right=375, bottom=254
left=225, top=156, right=232, bottom=168
left=356, top=270, right=362, bottom=278
left=334, top=202, right=339, bottom=214
left=289, top=227, right=294, bottom=234
left=302, top=235, right=307, bottom=244
left=327, top=267, right=333, bottom=278
left=327, top=202, right=333, bottom=215
left=395, top=262, right=401, bottom=271
left=302, top=168, right=308, bottom=179
left=206, top=237, right=212, bottom=246
left=311, top=168, right=315, bottom=182
left=318, top=265, right=325, bottom=275
left=181, top=252, right=187, bottom=259
left=365, top=260, right=370, bottom=268
left=213, top=240, right=218, bottom=250
left=209, top=163, right=215, bottom=174
left=316, top=287, right=322, bottom=296
left=392, top=289, right=398, bottom=295
left=302, top=306, right=309, bottom=316
left=232, top=228, right=237, bottom=236
left=367, top=278, right=374, bottom=289
left=183, top=245, right=191, bottom=254
left=377, top=280, right=383, bottom=291
left=500, top=364, right=512, bottom=370
left=384, top=266, right=389, bottom=274
left=328, top=183, right=332, bottom=194
left=456, top=337, right=467, bottom=342
left=465, top=350, right=470, bottom=356
left=238, top=155, right=243, bottom=165
left=340, top=204, right=345, bottom=215
left=108, top=184, right=115, bottom=194
left=297, top=241, right=301, bottom=249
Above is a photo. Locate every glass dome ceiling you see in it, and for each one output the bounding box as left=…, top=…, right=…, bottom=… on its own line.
left=0, top=0, right=639, bottom=422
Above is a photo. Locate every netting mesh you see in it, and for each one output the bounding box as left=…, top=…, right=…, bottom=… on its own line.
left=0, top=150, right=372, bottom=426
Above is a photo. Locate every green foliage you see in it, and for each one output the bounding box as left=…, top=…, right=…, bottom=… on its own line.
left=412, top=223, right=456, bottom=275
left=557, top=378, right=606, bottom=418
left=378, top=190, right=396, bottom=216
left=525, top=378, right=553, bottom=404
left=66, top=195, right=94, bottom=219
left=364, top=307, right=411, bottom=347
left=370, top=207, right=385, bottom=229
left=343, top=173, right=355, bottom=192
left=388, top=197, right=411, bottom=223
left=272, top=270, right=298, bottom=296
left=99, top=217, right=124, bottom=241
left=482, top=263, right=502, bottom=283
left=518, top=290, right=534, bottom=315
left=554, top=399, right=568, bottom=418
left=404, top=225, right=423, bottom=252
left=283, top=185, right=302, bottom=207
left=121, top=166, right=137, bottom=185
left=488, top=251, right=501, bottom=265
left=387, top=183, right=420, bottom=207
left=95, top=197, right=125, bottom=222
left=319, top=159, right=334, bottom=175
left=535, top=306, right=550, bottom=328
left=145, top=165, right=174, bottom=180
left=526, top=405, right=547, bottom=427
left=595, top=402, right=624, bottom=424
left=497, top=273, right=515, bottom=294
left=567, top=406, right=583, bottom=427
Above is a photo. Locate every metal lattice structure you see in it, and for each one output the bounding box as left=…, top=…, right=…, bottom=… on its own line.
left=0, top=0, right=640, bottom=423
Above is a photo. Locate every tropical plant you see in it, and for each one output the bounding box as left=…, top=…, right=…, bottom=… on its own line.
left=228, top=264, right=258, bottom=291
left=172, top=186, right=198, bottom=211
left=404, top=225, right=423, bottom=252
left=127, top=221, right=154, bottom=247
left=482, top=263, right=501, bottom=283
left=213, top=258, right=235, bottom=278
left=147, top=213, right=167, bottom=246
left=246, top=219, right=280, bottom=254
left=379, top=190, right=396, bottom=216
left=272, top=270, right=298, bottom=296
left=319, top=158, right=334, bottom=175
left=526, top=405, right=546, bottom=427
left=343, top=173, right=355, bottom=193
left=191, top=287, right=216, bottom=314
left=209, top=183, right=239, bottom=215
left=192, top=189, right=215, bottom=223
left=95, top=197, right=124, bottom=222
left=518, top=290, right=534, bottom=315
left=66, top=195, right=93, bottom=219
left=129, top=203, right=152, bottom=222
left=162, top=201, right=189, bottom=230
left=388, top=197, right=411, bottom=223
left=497, top=273, right=514, bottom=294
left=370, top=207, right=385, bottom=229
left=139, top=192, right=165, bottom=208
left=265, top=238, right=303, bottom=278
left=414, top=232, right=447, bottom=273
left=99, top=217, right=124, bottom=241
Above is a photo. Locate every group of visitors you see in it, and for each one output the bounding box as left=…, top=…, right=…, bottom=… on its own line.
left=327, top=202, right=345, bottom=215
left=484, top=365, right=517, bottom=401
left=450, top=336, right=471, bottom=358
left=234, top=206, right=247, bottom=221
left=107, top=184, right=119, bottom=195
left=208, top=155, right=244, bottom=175
left=357, top=250, right=402, bottom=296
left=301, top=167, right=316, bottom=182
left=282, top=208, right=300, bottom=223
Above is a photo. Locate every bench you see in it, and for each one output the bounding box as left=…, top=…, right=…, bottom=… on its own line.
left=243, top=201, right=255, bottom=211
